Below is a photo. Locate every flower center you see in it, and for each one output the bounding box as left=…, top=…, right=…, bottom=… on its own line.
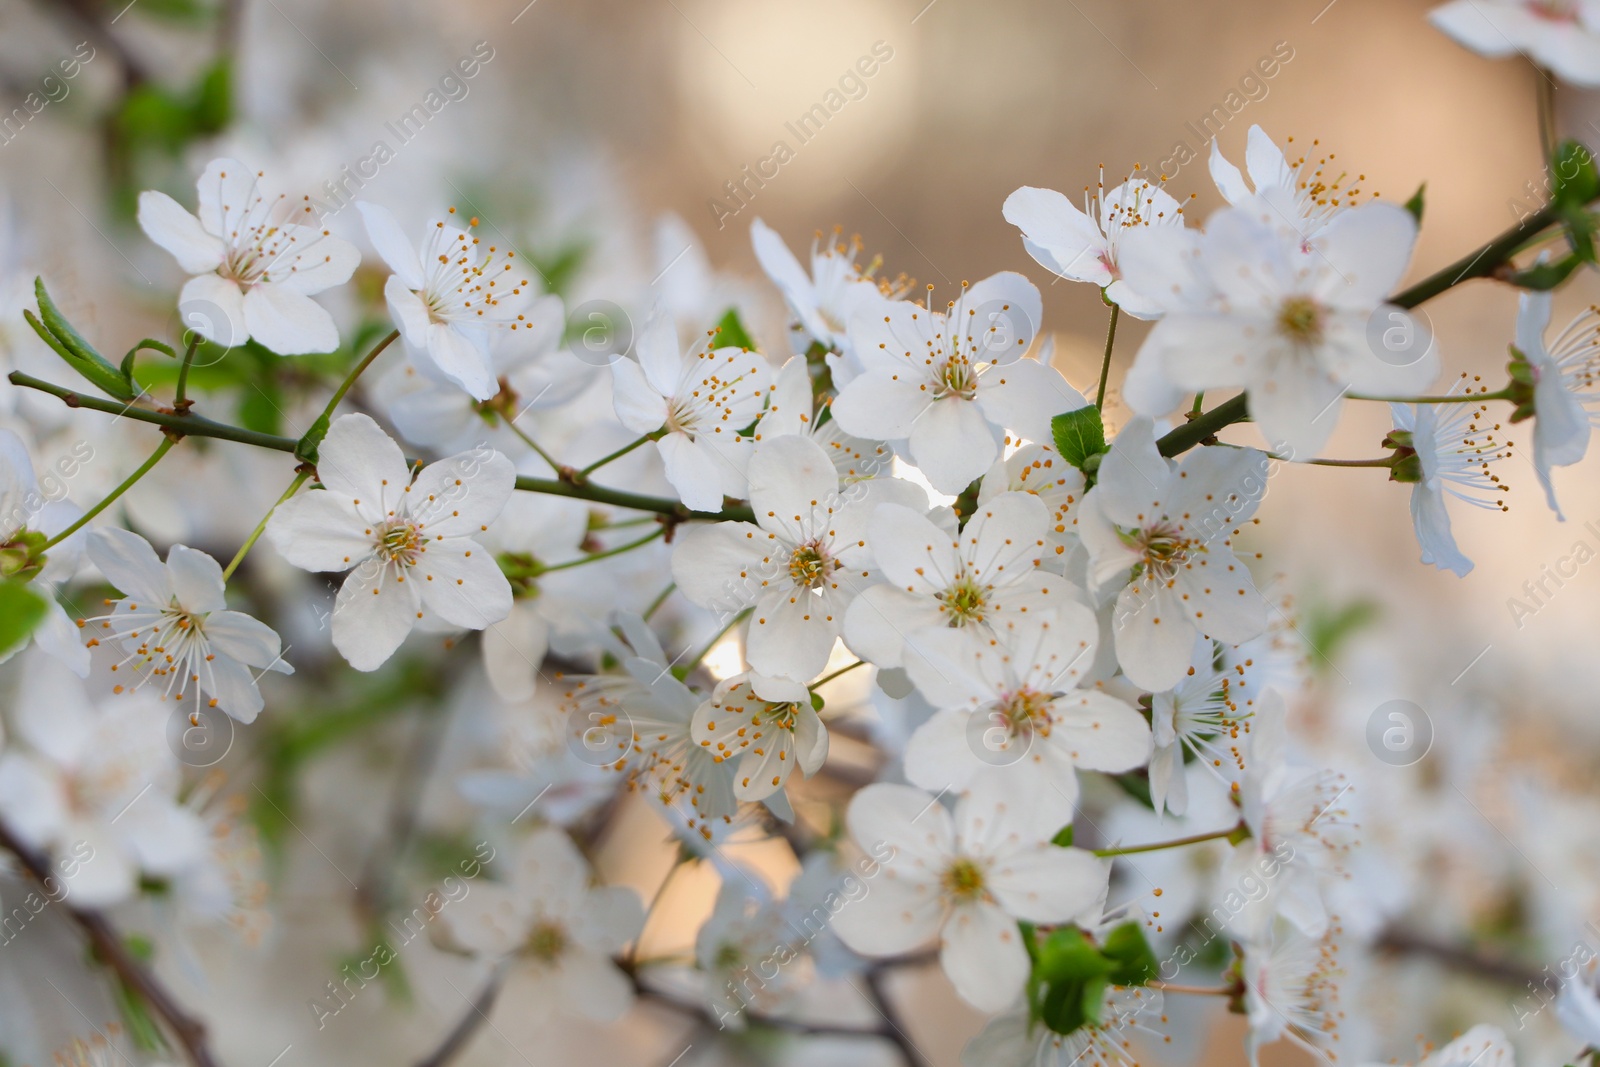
left=377, top=521, right=426, bottom=566
left=941, top=857, right=987, bottom=902
left=935, top=357, right=979, bottom=401
left=1126, top=522, right=1194, bottom=581
left=1276, top=296, right=1326, bottom=345
left=996, top=688, right=1054, bottom=741
left=788, top=542, right=834, bottom=589
left=754, top=702, right=803, bottom=732
left=938, top=576, right=988, bottom=624
left=526, top=921, right=569, bottom=961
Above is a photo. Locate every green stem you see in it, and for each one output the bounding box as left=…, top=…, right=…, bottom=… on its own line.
left=319, top=329, right=399, bottom=422
left=1537, top=65, right=1558, bottom=164
left=41, top=436, right=175, bottom=550
left=1094, top=303, right=1120, bottom=411
left=223, top=469, right=311, bottom=581
left=1189, top=391, right=1204, bottom=417
left=1094, top=822, right=1244, bottom=857
left=1347, top=389, right=1513, bottom=404
left=7, top=372, right=757, bottom=523
left=538, top=527, right=664, bottom=573
left=1156, top=394, right=1249, bottom=458
left=1390, top=205, right=1558, bottom=309
left=504, top=419, right=563, bottom=475
left=681, top=608, right=751, bottom=676
left=1304, top=456, right=1397, bottom=469
left=810, top=659, right=867, bottom=690
left=174, top=334, right=199, bottom=408
left=579, top=434, right=655, bottom=478
left=643, top=581, right=676, bottom=621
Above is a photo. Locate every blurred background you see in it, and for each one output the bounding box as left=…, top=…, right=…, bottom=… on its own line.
left=4, top=0, right=1600, bottom=1065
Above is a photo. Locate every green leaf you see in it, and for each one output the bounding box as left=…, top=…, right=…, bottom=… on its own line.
left=1507, top=253, right=1585, bottom=291
left=1035, top=927, right=1114, bottom=984
left=121, top=338, right=178, bottom=393
left=0, top=580, right=47, bottom=657
left=192, top=61, right=232, bottom=135
left=1553, top=139, right=1600, bottom=210
left=1051, top=405, right=1107, bottom=472
left=1403, top=183, right=1425, bottom=224
left=296, top=413, right=330, bottom=464
left=1051, top=824, right=1074, bottom=848
left=714, top=308, right=757, bottom=351
left=30, top=279, right=136, bottom=400
left=1100, top=921, right=1159, bottom=987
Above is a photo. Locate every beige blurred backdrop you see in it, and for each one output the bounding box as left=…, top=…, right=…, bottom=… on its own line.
left=4, top=0, right=1599, bottom=1064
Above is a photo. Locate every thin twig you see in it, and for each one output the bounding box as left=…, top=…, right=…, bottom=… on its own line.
left=412, top=967, right=504, bottom=1067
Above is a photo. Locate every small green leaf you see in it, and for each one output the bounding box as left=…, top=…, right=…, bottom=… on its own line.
left=1051, top=824, right=1074, bottom=848
left=296, top=413, right=330, bottom=464
left=1507, top=253, right=1585, bottom=291
left=1051, top=405, right=1107, bottom=472
left=0, top=580, right=47, bottom=657
left=1553, top=139, right=1600, bottom=209
left=1100, top=921, right=1159, bottom=987
left=1404, top=183, right=1425, bottom=224
left=191, top=61, right=232, bottom=135
left=31, top=279, right=136, bottom=400
left=714, top=308, right=757, bottom=351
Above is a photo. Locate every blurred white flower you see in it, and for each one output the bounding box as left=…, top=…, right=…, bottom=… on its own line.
left=137, top=158, right=359, bottom=354
left=750, top=218, right=884, bottom=379
left=1209, top=125, right=1360, bottom=239
left=1514, top=290, right=1600, bottom=517
left=1240, top=922, right=1344, bottom=1066
left=437, top=828, right=643, bottom=1023
left=1390, top=398, right=1510, bottom=579
left=1431, top=0, right=1600, bottom=86
left=0, top=428, right=88, bottom=676
left=755, top=356, right=891, bottom=481
left=265, top=413, right=514, bottom=671
left=961, top=986, right=1165, bottom=1067
left=691, top=671, right=824, bottom=803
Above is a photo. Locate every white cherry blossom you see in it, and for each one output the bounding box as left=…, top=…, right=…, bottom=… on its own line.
left=610, top=312, right=773, bottom=511
left=81, top=528, right=290, bottom=723
left=1117, top=199, right=1436, bottom=457
left=750, top=218, right=885, bottom=377
left=1390, top=397, right=1511, bottom=578
left=843, top=490, right=1077, bottom=670
left=1431, top=0, right=1600, bottom=85
left=900, top=609, right=1151, bottom=837
left=0, top=428, right=88, bottom=676
left=755, top=355, right=891, bottom=482
left=1078, top=417, right=1269, bottom=693
left=832, top=274, right=1085, bottom=493
left=831, top=778, right=1109, bottom=1012
left=672, top=433, right=922, bottom=683
left=265, top=413, right=515, bottom=671
left=1209, top=125, right=1362, bottom=239
left=1003, top=166, right=1189, bottom=317
left=137, top=158, right=359, bottom=354
left=357, top=201, right=540, bottom=400
left=690, top=671, right=824, bottom=802
left=1514, top=291, right=1600, bottom=517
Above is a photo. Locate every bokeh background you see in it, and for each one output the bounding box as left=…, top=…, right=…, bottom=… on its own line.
left=3, top=1, right=1600, bottom=1065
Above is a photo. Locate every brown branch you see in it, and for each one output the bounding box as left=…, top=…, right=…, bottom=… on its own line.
left=1374, top=926, right=1545, bottom=988
left=412, top=968, right=504, bottom=1067
left=0, top=819, right=221, bottom=1067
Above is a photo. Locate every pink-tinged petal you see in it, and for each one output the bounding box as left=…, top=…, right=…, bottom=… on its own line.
left=421, top=321, right=496, bottom=400
left=384, top=274, right=432, bottom=347
left=907, top=397, right=1001, bottom=495
left=940, top=900, right=1030, bottom=1012
left=1002, top=186, right=1111, bottom=286
left=331, top=561, right=419, bottom=671
left=165, top=544, right=226, bottom=614
left=829, top=371, right=930, bottom=441
left=137, top=191, right=225, bottom=274
left=356, top=201, right=425, bottom=288
left=86, top=528, right=170, bottom=604
left=415, top=539, right=513, bottom=630
left=316, top=413, right=411, bottom=506
left=266, top=489, right=372, bottom=572
left=178, top=273, right=248, bottom=348
left=242, top=284, right=340, bottom=356
left=409, top=448, right=515, bottom=536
